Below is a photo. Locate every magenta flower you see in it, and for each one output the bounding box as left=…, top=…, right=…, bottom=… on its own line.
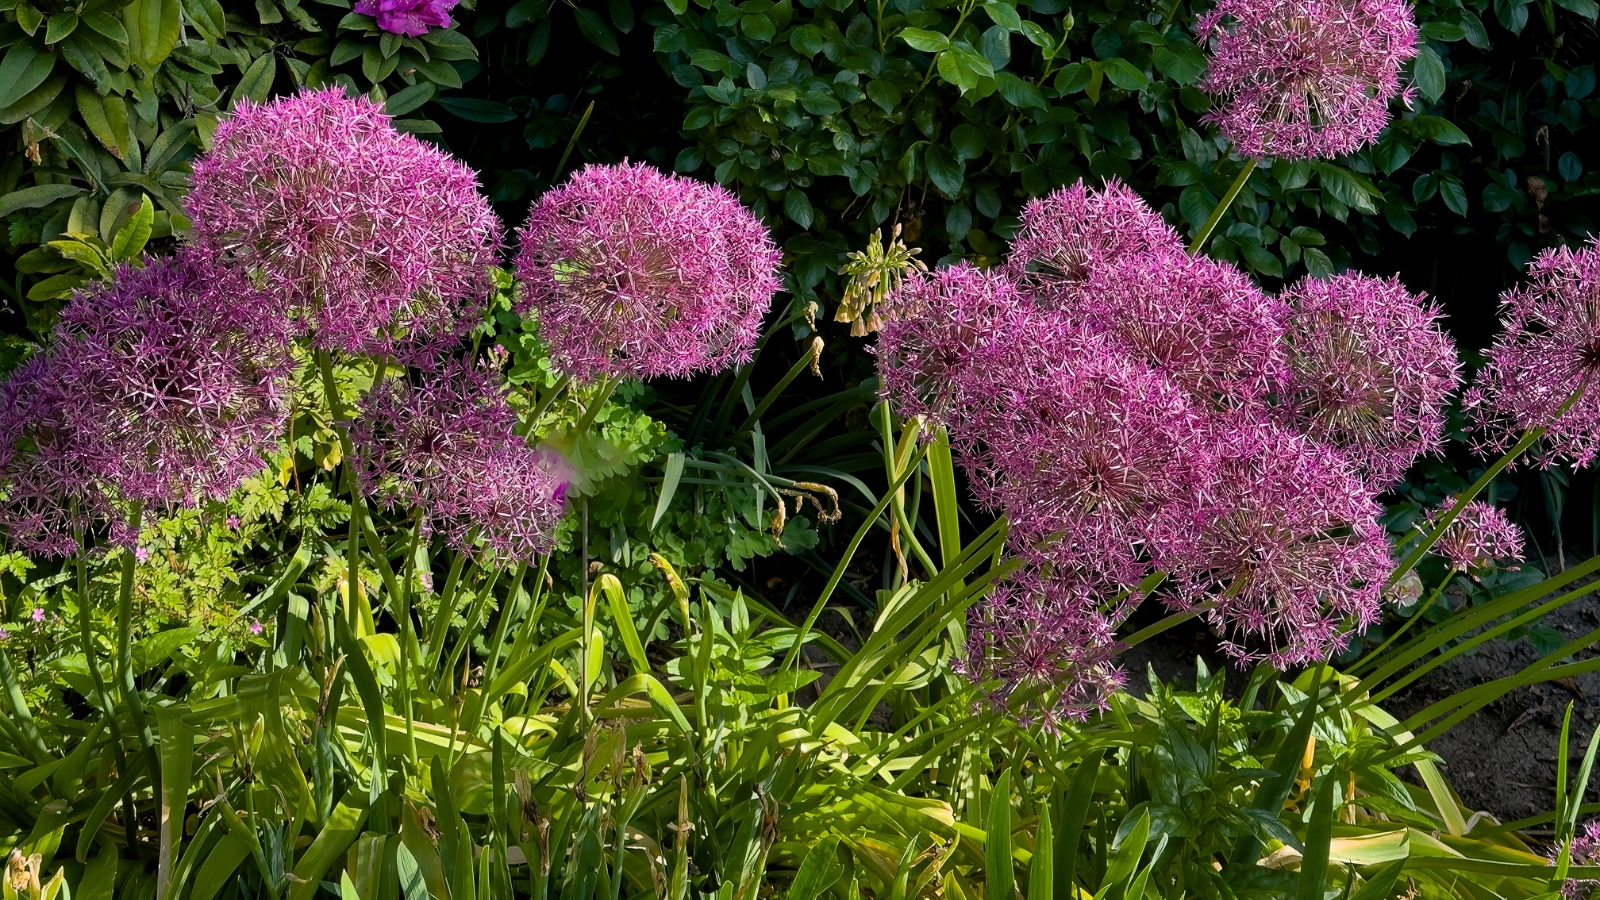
left=1426, top=499, right=1524, bottom=575
left=354, top=0, right=457, bottom=36
left=1196, top=0, right=1418, bottom=159
left=135, top=547, right=149, bottom=563
left=1282, top=272, right=1459, bottom=487
left=958, top=569, right=1125, bottom=728
left=249, top=619, right=264, bottom=635
left=1157, top=418, right=1390, bottom=667
left=1557, top=821, right=1600, bottom=898
left=186, top=88, right=501, bottom=363
left=1006, top=179, right=1185, bottom=300
left=514, top=162, right=781, bottom=382
left=875, top=263, right=1039, bottom=436
left=0, top=254, right=293, bottom=555
left=1073, top=250, right=1291, bottom=408
left=970, top=330, right=1215, bottom=592
left=227, top=515, right=241, bottom=529
left=1466, top=239, right=1600, bottom=468
left=354, top=360, right=569, bottom=562
left=30, top=608, right=44, bottom=623
left=0, top=629, right=10, bottom=642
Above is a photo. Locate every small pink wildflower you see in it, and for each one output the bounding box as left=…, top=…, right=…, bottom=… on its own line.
left=0, top=628, right=10, bottom=642
left=30, top=608, right=44, bottom=623
left=135, top=547, right=149, bottom=563
left=227, top=515, right=241, bottom=529
left=249, top=619, right=263, bottom=635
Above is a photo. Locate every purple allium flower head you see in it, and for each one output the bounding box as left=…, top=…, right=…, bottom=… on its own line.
left=1282, top=271, right=1460, bottom=487
left=1466, top=239, right=1600, bottom=468
left=0, top=254, right=293, bottom=555
left=186, top=88, right=501, bottom=363
left=0, top=629, right=9, bottom=642
left=1557, top=820, right=1600, bottom=898
left=30, top=608, right=44, bottom=623
left=354, top=360, right=568, bottom=562
left=353, top=0, right=456, bottom=36
left=959, top=568, right=1125, bottom=728
left=1006, top=179, right=1184, bottom=301
left=514, top=162, right=781, bottom=382
left=1073, top=250, right=1291, bottom=408
left=875, top=263, right=1038, bottom=435
left=1158, top=418, right=1390, bottom=667
left=1426, top=499, right=1524, bottom=574
left=1196, top=0, right=1419, bottom=159
left=970, top=330, right=1216, bottom=592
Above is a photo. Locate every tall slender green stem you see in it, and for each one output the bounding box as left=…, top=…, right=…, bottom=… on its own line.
left=317, top=351, right=365, bottom=630
left=396, top=510, right=424, bottom=766
left=116, top=503, right=159, bottom=807
left=1187, top=156, right=1258, bottom=256
left=574, top=377, right=619, bottom=435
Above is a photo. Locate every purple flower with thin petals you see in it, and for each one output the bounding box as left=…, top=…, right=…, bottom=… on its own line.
left=1466, top=239, right=1600, bottom=468
left=1157, top=418, right=1390, bottom=667
left=514, top=162, right=781, bottom=382
left=227, top=515, right=241, bottom=529
left=1006, top=179, right=1185, bottom=300
left=354, top=0, right=456, bottom=36
left=30, top=608, right=44, bottom=623
left=1282, top=271, right=1460, bottom=487
left=971, top=329, right=1216, bottom=592
left=186, top=88, right=501, bottom=363
left=959, top=568, right=1125, bottom=728
left=1072, top=250, right=1292, bottom=408
left=1556, top=821, right=1600, bottom=898
left=1427, top=499, right=1524, bottom=574
left=0, top=629, right=9, bottom=642
left=875, top=263, right=1038, bottom=435
left=0, top=254, right=293, bottom=555
left=1196, top=0, right=1418, bottom=159
left=354, top=361, right=568, bottom=562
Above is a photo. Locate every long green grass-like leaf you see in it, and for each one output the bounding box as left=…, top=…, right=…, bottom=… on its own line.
left=989, top=768, right=1016, bottom=900
left=598, top=572, right=649, bottom=675
left=1093, top=809, right=1148, bottom=900
left=1296, top=774, right=1337, bottom=900
left=75, top=747, right=148, bottom=861
left=1030, top=795, right=1053, bottom=900
left=155, top=704, right=194, bottom=900
left=1350, top=859, right=1405, bottom=900
left=1568, top=722, right=1600, bottom=843
left=1059, top=752, right=1103, bottom=900
left=287, top=791, right=369, bottom=900
left=1229, top=666, right=1325, bottom=872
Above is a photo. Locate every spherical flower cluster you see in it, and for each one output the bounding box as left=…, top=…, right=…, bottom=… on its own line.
left=1006, top=179, right=1184, bottom=300
left=876, top=179, right=1446, bottom=705
left=1156, top=422, right=1391, bottom=667
left=354, top=361, right=569, bottom=562
left=1283, top=272, right=1460, bottom=487
left=959, top=572, right=1126, bottom=729
left=1466, top=239, right=1600, bottom=468
left=1556, top=821, right=1600, bottom=899
left=354, top=0, right=457, bottom=36
left=0, top=254, right=295, bottom=556
left=514, top=162, right=781, bottom=382
left=186, top=88, right=501, bottom=363
left=1196, top=0, right=1419, bottom=159
left=1426, top=499, right=1524, bottom=574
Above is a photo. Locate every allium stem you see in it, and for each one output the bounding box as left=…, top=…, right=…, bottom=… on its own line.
left=1187, top=156, right=1259, bottom=256
left=574, top=377, right=619, bottom=435
left=318, top=351, right=368, bottom=630
left=426, top=551, right=468, bottom=671
left=738, top=347, right=822, bottom=436
left=115, top=502, right=158, bottom=805
left=1388, top=383, right=1583, bottom=587
left=520, top=375, right=572, bottom=437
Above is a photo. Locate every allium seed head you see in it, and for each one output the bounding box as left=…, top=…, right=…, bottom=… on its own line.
left=1196, top=0, right=1419, bottom=159
left=1006, top=180, right=1185, bottom=300
left=1158, top=418, right=1390, bottom=667
left=514, top=162, right=781, bottom=382
left=354, top=360, right=568, bottom=562
left=1283, top=271, right=1460, bottom=487
left=1426, top=499, right=1524, bottom=574
left=186, top=88, right=501, bottom=363
left=1466, top=239, right=1600, bottom=468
